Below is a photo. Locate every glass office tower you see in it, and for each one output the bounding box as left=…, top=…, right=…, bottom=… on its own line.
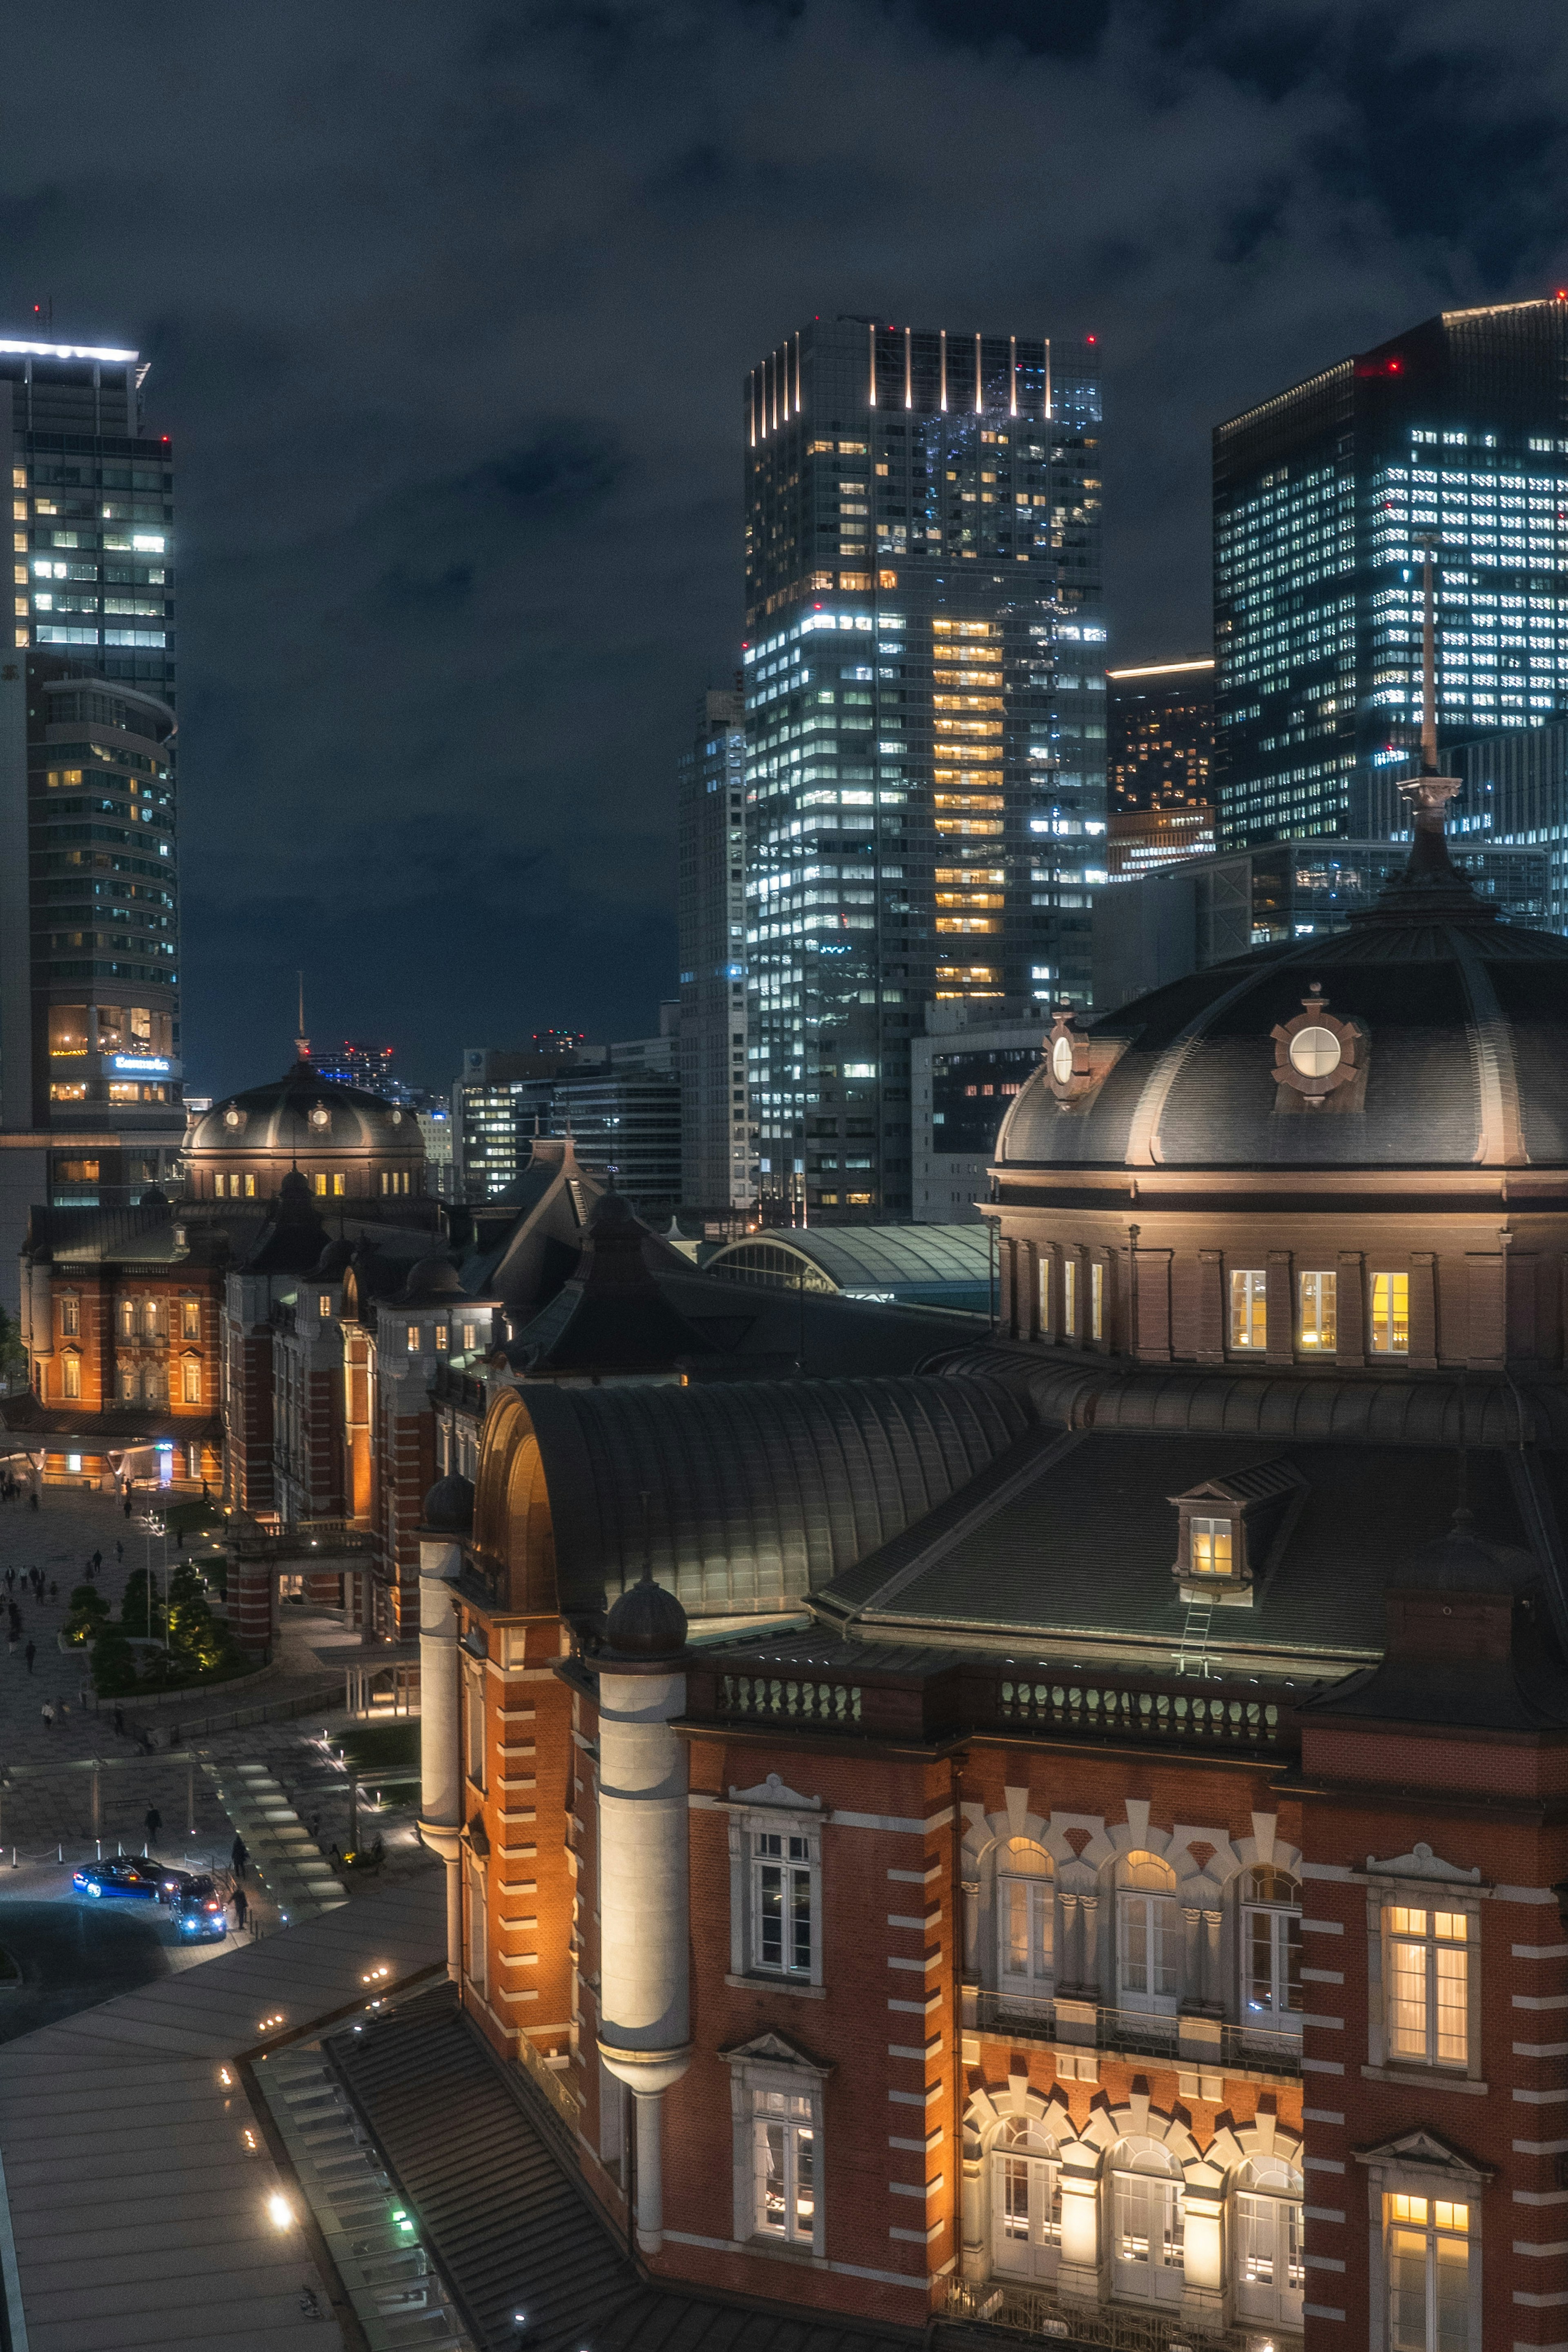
left=1214, top=298, right=1568, bottom=849
left=677, top=687, right=751, bottom=1214
left=744, top=316, right=1104, bottom=1224
left=0, top=336, right=182, bottom=1255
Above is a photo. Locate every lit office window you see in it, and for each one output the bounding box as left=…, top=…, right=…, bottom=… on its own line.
left=1230, top=1270, right=1266, bottom=1350
left=1298, top=1270, right=1337, bottom=1350
left=1370, top=1272, right=1410, bottom=1354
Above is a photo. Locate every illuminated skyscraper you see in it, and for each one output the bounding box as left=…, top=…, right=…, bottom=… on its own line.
left=1215, top=297, right=1568, bottom=848
left=677, top=687, right=750, bottom=1212
left=744, top=316, right=1104, bottom=1224
left=0, top=334, right=182, bottom=1261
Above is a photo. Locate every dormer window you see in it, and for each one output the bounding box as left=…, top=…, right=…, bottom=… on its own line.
left=1171, top=1462, right=1304, bottom=1604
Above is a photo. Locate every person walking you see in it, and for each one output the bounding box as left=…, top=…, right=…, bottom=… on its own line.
left=115, top=1540, right=123, bottom=1563
left=23, top=1641, right=35, bottom=1675
left=91, top=1549, right=101, bottom=1575
left=231, top=1834, right=248, bottom=1882
left=39, top=1702, right=53, bottom=1729
left=232, top=1882, right=249, bottom=1935
left=112, top=1704, right=125, bottom=1737
left=143, top=1805, right=161, bottom=1854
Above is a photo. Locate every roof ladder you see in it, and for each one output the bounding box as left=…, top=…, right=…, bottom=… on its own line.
left=1175, top=1600, right=1214, bottom=1677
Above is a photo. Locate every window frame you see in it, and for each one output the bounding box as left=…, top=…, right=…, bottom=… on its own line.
left=1370, top=1268, right=1411, bottom=1356
left=1298, top=1267, right=1337, bottom=1352
left=1108, top=2138, right=1185, bottom=2307
left=1383, top=1905, right=1470, bottom=2069
left=1229, top=1266, right=1267, bottom=1351
left=1364, top=1878, right=1482, bottom=2083
left=993, top=1838, right=1054, bottom=2009
left=1115, top=1853, right=1180, bottom=2015
left=728, top=1806, right=824, bottom=1991
left=1239, top=1866, right=1303, bottom=2034
left=728, top=2052, right=827, bottom=2257
left=1232, top=2157, right=1305, bottom=2330
left=1360, top=2152, right=1485, bottom=2352
left=990, top=2115, right=1061, bottom=2282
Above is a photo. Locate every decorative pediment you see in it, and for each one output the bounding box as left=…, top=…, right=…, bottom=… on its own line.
left=719, top=2029, right=833, bottom=2076
left=1353, top=2127, right=1492, bottom=2186
left=729, top=1771, right=820, bottom=1811
left=1363, top=1840, right=1481, bottom=1886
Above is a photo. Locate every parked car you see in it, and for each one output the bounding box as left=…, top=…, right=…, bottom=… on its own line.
left=173, top=1875, right=227, bottom=1941
left=72, top=1859, right=161, bottom=1900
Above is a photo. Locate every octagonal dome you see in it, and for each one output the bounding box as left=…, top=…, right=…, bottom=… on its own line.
left=184, top=1056, right=426, bottom=1200
left=997, top=891, right=1568, bottom=1174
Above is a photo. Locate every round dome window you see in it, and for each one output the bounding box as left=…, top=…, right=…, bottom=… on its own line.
left=223, top=1107, right=240, bottom=1129
left=1051, top=1036, right=1076, bottom=1084
left=1288, top=1024, right=1342, bottom=1078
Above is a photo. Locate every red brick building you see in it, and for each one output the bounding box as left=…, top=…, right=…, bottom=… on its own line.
left=410, top=815, right=1568, bottom=2352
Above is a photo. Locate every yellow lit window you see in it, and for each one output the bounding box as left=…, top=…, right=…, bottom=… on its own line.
left=936, top=868, right=1004, bottom=885
left=934, top=891, right=1004, bottom=909
left=934, top=818, right=1003, bottom=835
left=935, top=964, right=998, bottom=982
left=932, top=668, right=1003, bottom=688
left=932, top=694, right=1004, bottom=712
left=46, top=768, right=84, bottom=790
left=1062, top=1258, right=1078, bottom=1338
left=1189, top=1516, right=1233, bottom=1576
left=1386, top=2193, right=1469, bottom=2352
left=1386, top=1907, right=1468, bottom=2066
left=435, top=1323, right=449, bottom=1351
left=931, top=620, right=997, bottom=639
left=406, top=1324, right=420, bottom=1353
left=182, top=1359, right=201, bottom=1403
left=1370, top=1271, right=1409, bottom=1354
left=49, top=1082, right=86, bottom=1101
left=181, top=1300, right=200, bottom=1339
left=935, top=916, right=1000, bottom=933
left=245, top=1173, right=256, bottom=1198
left=62, top=1353, right=80, bottom=1399
left=332, top=1172, right=346, bottom=1196
left=1298, top=1270, right=1337, bottom=1350
left=1090, top=1261, right=1104, bottom=1341
left=1230, top=1270, right=1266, bottom=1350
left=933, top=793, right=1003, bottom=810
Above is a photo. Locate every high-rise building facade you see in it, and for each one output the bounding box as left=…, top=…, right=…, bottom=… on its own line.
left=1215, top=297, right=1568, bottom=849
left=677, top=687, right=750, bottom=1211
left=1107, top=654, right=1214, bottom=811
left=0, top=336, right=182, bottom=1272
left=744, top=316, right=1104, bottom=1223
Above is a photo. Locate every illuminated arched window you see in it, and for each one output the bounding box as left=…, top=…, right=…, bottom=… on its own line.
left=995, top=1837, right=1053, bottom=2005
left=1109, top=2136, right=1184, bottom=2307
left=1234, top=2156, right=1304, bottom=2328
left=991, top=2114, right=1060, bottom=2281
left=1116, top=1851, right=1178, bottom=2011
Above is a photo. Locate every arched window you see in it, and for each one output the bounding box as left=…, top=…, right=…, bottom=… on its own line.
left=990, top=2115, right=1060, bottom=2281
left=1241, top=1864, right=1302, bottom=2031
left=1109, top=2136, right=1184, bottom=2306
left=995, top=1838, right=1053, bottom=2007
left=1233, top=2156, right=1304, bottom=2328
left=1116, top=1851, right=1178, bottom=2012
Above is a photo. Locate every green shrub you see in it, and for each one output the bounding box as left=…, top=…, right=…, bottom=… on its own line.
left=90, top=1626, right=138, bottom=1697
left=62, top=1585, right=111, bottom=1646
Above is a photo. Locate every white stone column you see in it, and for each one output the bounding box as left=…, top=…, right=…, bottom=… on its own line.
left=1057, top=2156, right=1101, bottom=2302
left=597, top=1657, right=693, bottom=2255
left=416, top=1530, right=464, bottom=1982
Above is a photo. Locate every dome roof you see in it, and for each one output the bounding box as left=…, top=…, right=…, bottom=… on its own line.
left=186, top=1057, right=419, bottom=1160
left=422, top=1472, right=474, bottom=1534
left=602, top=1572, right=688, bottom=1661
left=1400, top=1506, right=1539, bottom=1594
left=997, top=891, right=1568, bottom=1174
left=397, top=1255, right=466, bottom=1304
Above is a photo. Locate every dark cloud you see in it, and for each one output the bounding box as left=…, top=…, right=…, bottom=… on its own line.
left=4, top=0, right=1567, bottom=1090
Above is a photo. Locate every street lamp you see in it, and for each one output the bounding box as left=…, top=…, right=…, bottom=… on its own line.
left=137, top=1509, right=168, bottom=1650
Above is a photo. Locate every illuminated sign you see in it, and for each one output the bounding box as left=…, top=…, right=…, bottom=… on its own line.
left=111, top=1054, right=169, bottom=1075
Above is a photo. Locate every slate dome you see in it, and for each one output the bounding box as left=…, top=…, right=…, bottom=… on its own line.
left=997, top=888, right=1568, bottom=1174
left=603, top=1573, right=688, bottom=1660
left=183, top=1055, right=427, bottom=1201
left=422, top=1472, right=475, bottom=1534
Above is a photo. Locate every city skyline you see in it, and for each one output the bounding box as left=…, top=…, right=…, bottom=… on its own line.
left=9, top=2, right=1564, bottom=1096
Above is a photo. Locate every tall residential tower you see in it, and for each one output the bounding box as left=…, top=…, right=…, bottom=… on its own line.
left=0, top=335, right=182, bottom=1267
left=744, top=316, right=1104, bottom=1223
left=1214, top=297, right=1568, bottom=847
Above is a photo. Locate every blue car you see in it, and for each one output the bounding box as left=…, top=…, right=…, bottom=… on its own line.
left=73, top=1859, right=162, bottom=1900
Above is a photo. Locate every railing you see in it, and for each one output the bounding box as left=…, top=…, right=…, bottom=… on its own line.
left=995, top=1679, right=1283, bottom=1749
left=718, top=1673, right=862, bottom=1725
left=972, top=1990, right=1302, bottom=2076
left=941, top=2277, right=1298, bottom=2352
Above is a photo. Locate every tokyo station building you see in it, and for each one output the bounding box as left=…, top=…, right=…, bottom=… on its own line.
left=390, top=804, right=1568, bottom=2352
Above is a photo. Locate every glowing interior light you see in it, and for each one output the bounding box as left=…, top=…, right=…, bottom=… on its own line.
left=267, top=2194, right=292, bottom=2229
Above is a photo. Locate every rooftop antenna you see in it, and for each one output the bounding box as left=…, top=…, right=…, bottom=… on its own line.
left=294, top=971, right=310, bottom=1063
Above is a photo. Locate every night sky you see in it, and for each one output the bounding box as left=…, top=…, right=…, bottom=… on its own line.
left=4, top=2, right=1563, bottom=1096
